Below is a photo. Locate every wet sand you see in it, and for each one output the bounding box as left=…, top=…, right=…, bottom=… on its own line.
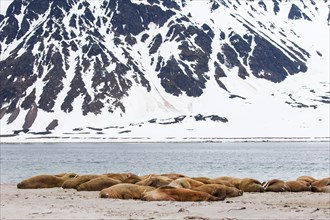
left=1, top=184, right=329, bottom=219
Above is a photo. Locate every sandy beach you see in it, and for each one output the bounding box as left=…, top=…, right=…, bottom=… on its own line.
left=0, top=184, right=329, bottom=220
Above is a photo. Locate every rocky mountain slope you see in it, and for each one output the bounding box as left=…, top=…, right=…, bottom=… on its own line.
left=0, top=0, right=329, bottom=141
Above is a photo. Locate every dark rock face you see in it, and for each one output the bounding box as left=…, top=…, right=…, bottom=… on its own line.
left=21, top=88, right=36, bottom=110
left=61, top=58, right=87, bottom=113
left=249, top=35, right=307, bottom=82
left=214, top=62, right=228, bottom=92
left=194, top=114, right=228, bottom=123
left=157, top=21, right=214, bottom=97
left=0, top=51, right=37, bottom=110
left=0, top=14, right=4, bottom=23
left=272, top=0, right=280, bottom=15
left=229, top=33, right=251, bottom=65
left=38, top=51, right=66, bottom=112
left=105, top=0, right=175, bottom=36
left=149, top=34, right=163, bottom=54
left=288, top=4, right=311, bottom=21
left=0, top=15, right=19, bottom=44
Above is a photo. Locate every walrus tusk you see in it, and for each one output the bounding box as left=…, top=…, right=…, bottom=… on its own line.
left=263, top=181, right=270, bottom=190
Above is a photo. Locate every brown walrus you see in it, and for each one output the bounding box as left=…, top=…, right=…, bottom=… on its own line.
left=193, top=184, right=243, bottom=198
left=286, top=180, right=311, bottom=192
left=17, top=173, right=78, bottom=189
left=62, top=174, right=102, bottom=189
left=311, top=177, right=330, bottom=193
left=211, top=177, right=241, bottom=189
left=239, top=178, right=264, bottom=192
left=136, top=176, right=172, bottom=188
left=160, top=173, right=187, bottom=180
left=209, top=179, right=235, bottom=188
left=99, top=183, right=155, bottom=199
left=263, top=179, right=290, bottom=192
left=191, top=177, right=212, bottom=184
left=296, top=176, right=317, bottom=184
left=142, top=186, right=223, bottom=202
left=122, top=175, right=142, bottom=184
left=139, top=174, right=156, bottom=180
left=76, top=177, right=122, bottom=191
left=168, top=178, right=204, bottom=189
left=102, top=173, right=138, bottom=182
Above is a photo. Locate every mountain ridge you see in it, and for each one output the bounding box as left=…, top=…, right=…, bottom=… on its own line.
left=0, top=0, right=329, bottom=140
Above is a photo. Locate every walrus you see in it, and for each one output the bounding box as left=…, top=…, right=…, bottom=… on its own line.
left=76, top=177, right=122, bottom=191
left=99, top=183, right=155, bottom=199
left=168, top=178, right=204, bottom=189
left=17, top=173, right=77, bottom=189
left=122, top=175, right=142, bottom=184
left=311, top=177, right=330, bottom=193
left=54, top=173, right=72, bottom=177
left=193, top=184, right=243, bottom=198
left=62, top=174, right=102, bottom=189
left=102, top=173, right=137, bottom=182
left=136, top=176, right=172, bottom=188
left=139, top=174, right=156, bottom=180
left=263, top=179, right=290, bottom=192
left=211, top=177, right=241, bottom=189
left=160, top=173, right=187, bottom=180
left=142, top=186, right=223, bottom=202
left=191, top=177, right=212, bottom=184
left=286, top=180, right=311, bottom=192
left=296, top=176, right=317, bottom=184
left=209, top=179, right=235, bottom=188
left=239, top=178, right=264, bottom=192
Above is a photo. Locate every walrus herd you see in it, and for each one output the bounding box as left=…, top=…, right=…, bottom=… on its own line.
left=17, top=173, right=330, bottom=202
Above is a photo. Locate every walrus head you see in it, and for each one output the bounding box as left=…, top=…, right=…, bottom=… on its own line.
left=99, top=192, right=110, bottom=198
left=213, top=188, right=226, bottom=201
left=17, top=182, right=24, bottom=189
left=311, top=186, right=321, bottom=192
left=238, top=190, right=243, bottom=196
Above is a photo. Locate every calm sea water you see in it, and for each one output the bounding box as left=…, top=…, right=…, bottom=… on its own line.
left=1, top=142, right=329, bottom=184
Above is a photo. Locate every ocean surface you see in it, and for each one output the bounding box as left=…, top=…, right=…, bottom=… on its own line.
left=1, top=142, right=329, bottom=184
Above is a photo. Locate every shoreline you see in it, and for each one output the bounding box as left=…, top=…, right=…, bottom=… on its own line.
left=1, top=184, right=330, bottom=220
left=1, top=136, right=329, bottom=144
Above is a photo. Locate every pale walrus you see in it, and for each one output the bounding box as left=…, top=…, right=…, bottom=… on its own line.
left=76, top=177, right=121, bottom=191
left=296, top=176, right=317, bottom=184
left=160, top=173, right=187, bottom=180
left=193, top=184, right=243, bottom=198
left=191, top=177, right=212, bottom=184
left=239, top=178, right=264, bottom=192
left=263, top=179, right=290, bottom=192
left=211, top=177, right=241, bottom=189
left=17, top=173, right=77, bottom=189
left=122, top=175, right=142, bottom=184
left=102, top=173, right=138, bottom=182
left=62, top=174, right=102, bottom=189
left=99, top=183, right=155, bottom=199
left=142, top=186, right=223, bottom=202
left=311, top=177, right=330, bottom=193
left=136, top=176, right=172, bottom=188
left=168, top=178, right=204, bottom=189
left=286, top=180, right=311, bottom=192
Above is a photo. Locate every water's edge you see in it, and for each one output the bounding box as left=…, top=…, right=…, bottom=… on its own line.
left=1, top=136, right=329, bottom=144
left=1, top=142, right=329, bottom=184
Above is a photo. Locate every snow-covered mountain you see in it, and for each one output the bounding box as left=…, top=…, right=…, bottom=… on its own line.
left=0, top=0, right=329, bottom=142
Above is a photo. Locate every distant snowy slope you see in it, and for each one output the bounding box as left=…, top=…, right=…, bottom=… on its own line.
left=0, top=0, right=329, bottom=141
